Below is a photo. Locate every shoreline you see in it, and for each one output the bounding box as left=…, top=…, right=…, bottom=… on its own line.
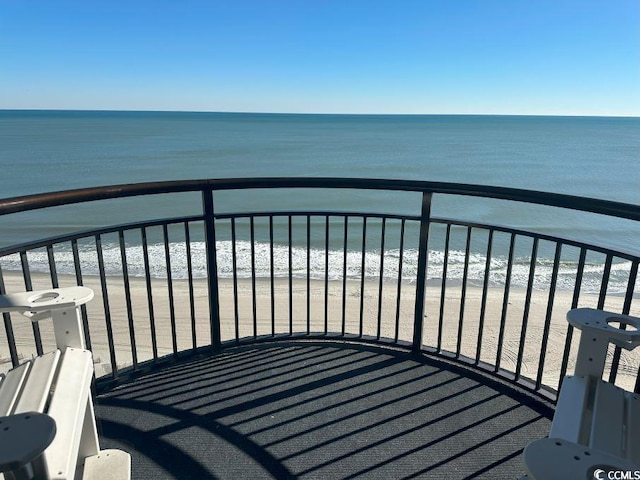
left=1, top=271, right=638, bottom=391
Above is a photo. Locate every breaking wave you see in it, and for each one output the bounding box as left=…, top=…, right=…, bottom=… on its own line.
left=1, top=240, right=637, bottom=295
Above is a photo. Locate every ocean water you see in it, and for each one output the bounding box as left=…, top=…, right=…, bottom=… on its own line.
left=0, top=110, right=639, bottom=292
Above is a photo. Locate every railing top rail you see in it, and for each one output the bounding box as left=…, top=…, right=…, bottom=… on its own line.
left=0, top=177, right=639, bottom=222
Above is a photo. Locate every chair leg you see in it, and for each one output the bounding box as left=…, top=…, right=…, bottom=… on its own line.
left=78, top=396, right=100, bottom=460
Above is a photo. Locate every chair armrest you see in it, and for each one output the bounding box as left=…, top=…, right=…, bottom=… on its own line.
left=0, top=412, right=56, bottom=474
left=568, top=308, right=640, bottom=351
left=0, top=287, right=94, bottom=321
left=0, top=288, right=93, bottom=349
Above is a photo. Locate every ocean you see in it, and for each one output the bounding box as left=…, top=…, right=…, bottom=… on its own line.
left=1, top=110, right=639, bottom=293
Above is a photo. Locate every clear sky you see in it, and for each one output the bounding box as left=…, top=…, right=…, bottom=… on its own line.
left=1, top=0, right=638, bottom=116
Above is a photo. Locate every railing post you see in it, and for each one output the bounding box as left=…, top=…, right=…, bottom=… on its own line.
left=203, top=187, right=221, bottom=351
left=413, top=192, right=432, bottom=353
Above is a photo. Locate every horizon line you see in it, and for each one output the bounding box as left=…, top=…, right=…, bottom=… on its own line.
left=1, top=108, right=639, bottom=119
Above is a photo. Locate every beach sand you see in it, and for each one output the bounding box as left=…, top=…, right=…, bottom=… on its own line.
left=1, top=271, right=638, bottom=392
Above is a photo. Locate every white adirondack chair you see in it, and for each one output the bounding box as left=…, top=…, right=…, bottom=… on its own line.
left=524, top=308, right=640, bottom=479
left=0, top=287, right=130, bottom=480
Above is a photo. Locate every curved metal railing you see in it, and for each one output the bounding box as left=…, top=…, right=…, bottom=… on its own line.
left=0, top=178, right=638, bottom=401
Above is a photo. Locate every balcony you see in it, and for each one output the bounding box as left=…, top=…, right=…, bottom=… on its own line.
left=0, top=178, right=639, bottom=478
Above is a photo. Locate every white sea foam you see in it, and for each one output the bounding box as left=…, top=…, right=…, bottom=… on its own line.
left=1, top=240, right=637, bottom=295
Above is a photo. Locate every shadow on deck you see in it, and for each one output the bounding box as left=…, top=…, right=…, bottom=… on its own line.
left=94, top=341, right=553, bottom=479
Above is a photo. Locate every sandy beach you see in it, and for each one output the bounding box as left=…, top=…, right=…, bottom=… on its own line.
left=1, top=271, right=638, bottom=392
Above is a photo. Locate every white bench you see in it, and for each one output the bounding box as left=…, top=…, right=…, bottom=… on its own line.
left=0, top=287, right=130, bottom=480
left=524, top=308, right=640, bottom=479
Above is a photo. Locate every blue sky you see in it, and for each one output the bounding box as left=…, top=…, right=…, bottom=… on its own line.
left=1, top=0, right=638, bottom=115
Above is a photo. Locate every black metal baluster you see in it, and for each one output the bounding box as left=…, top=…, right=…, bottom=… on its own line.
left=495, top=233, right=516, bottom=372
left=610, top=259, right=637, bottom=385
left=475, top=229, right=494, bottom=364
left=95, top=234, right=117, bottom=378
left=597, top=254, right=613, bottom=310
left=515, top=237, right=539, bottom=381
left=46, top=245, right=59, bottom=288
left=456, top=228, right=472, bottom=358
left=119, top=230, right=138, bottom=370
left=72, top=239, right=92, bottom=351
left=231, top=218, right=240, bottom=342
left=306, top=215, right=311, bottom=335
left=558, top=247, right=587, bottom=392
left=341, top=216, right=349, bottom=336
left=163, top=224, right=178, bottom=356
left=324, top=215, right=330, bottom=335
left=394, top=219, right=406, bottom=344
left=0, top=265, right=19, bottom=366
left=596, top=254, right=615, bottom=380
left=20, top=251, right=43, bottom=355
left=359, top=217, right=368, bottom=338
left=377, top=218, right=386, bottom=340
left=438, top=224, right=452, bottom=353
left=269, top=216, right=275, bottom=336
left=289, top=215, right=293, bottom=336
left=184, top=222, right=197, bottom=351
left=536, top=242, right=562, bottom=390
left=141, top=227, right=158, bottom=361
left=251, top=216, right=257, bottom=338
